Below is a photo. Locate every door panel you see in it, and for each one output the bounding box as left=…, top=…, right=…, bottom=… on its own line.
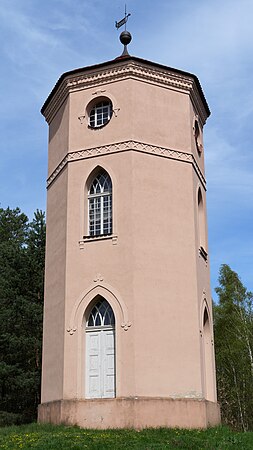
left=86, top=332, right=101, bottom=398
left=103, top=330, right=115, bottom=398
left=86, top=328, right=115, bottom=398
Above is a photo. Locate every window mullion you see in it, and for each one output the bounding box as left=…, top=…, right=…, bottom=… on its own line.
left=88, top=198, right=91, bottom=235
left=101, top=195, right=104, bottom=234
left=109, top=193, right=112, bottom=234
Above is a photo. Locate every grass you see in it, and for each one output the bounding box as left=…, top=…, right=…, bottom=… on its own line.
left=0, top=423, right=253, bottom=449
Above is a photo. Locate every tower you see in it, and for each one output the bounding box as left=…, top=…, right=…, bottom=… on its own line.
left=38, top=31, right=220, bottom=428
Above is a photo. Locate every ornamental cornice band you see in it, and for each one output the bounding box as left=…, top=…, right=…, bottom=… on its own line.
left=47, top=140, right=206, bottom=188
left=43, top=61, right=207, bottom=125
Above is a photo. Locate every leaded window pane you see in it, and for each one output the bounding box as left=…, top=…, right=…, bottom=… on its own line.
left=88, top=315, right=94, bottom=327
left=88, top=170, right=112, bottom=236
left=87, top=299, right=115, bottom=328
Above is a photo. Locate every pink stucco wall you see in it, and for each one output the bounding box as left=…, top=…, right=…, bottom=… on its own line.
left=40, top=57, right=220, bottom=428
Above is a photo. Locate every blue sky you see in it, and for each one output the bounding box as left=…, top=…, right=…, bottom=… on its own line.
left=0, top=0, right=253, bottom=298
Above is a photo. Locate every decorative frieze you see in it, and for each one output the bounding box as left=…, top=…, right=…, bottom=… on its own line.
left=47, top=140, right=206, bottom=188
left=42, top=60, right=208, bottom=125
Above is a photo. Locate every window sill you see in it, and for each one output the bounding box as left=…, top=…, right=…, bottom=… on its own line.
left=88, top=121, right=110, bottom=130
left=79, top=234, right=118, bottom=249
left=199, top=246, right=208, bottom=262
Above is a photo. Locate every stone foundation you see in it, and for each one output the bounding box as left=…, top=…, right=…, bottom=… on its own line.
left=38, top=397, right=220, bottom=429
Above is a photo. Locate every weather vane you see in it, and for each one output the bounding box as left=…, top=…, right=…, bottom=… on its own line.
left=115, top=4, right=132, bottom=57
left=115, top=4, right=131, bottom=30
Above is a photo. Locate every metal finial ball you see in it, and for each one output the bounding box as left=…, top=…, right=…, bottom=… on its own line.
left=120, top=30, right=132, bottom=46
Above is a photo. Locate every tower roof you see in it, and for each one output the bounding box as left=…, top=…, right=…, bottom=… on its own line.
left=41, top=55, right=210, bottom=123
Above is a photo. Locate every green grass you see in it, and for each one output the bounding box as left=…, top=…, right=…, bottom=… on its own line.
left=0, top=423, right=253, bottom=450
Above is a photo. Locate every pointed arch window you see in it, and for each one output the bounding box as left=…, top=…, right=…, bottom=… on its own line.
left=88, top=170, right=112, bottom=236
left=87, top=299, right=115, bottom=328
left=198, top=187, right=207, bottom=260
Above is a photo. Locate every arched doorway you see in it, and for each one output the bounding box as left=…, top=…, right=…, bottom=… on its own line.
left=85, top=297, right=115, bottom=398
left=203, top=307, right=213, bottom=401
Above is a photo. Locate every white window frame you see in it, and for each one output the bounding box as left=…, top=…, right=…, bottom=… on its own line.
left=88, top=171, right=112, bottom=237
left=89, top=101, right=112, bottom=128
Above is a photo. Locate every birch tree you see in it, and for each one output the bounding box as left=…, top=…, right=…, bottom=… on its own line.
left=214, top=264, right=253, bottom=431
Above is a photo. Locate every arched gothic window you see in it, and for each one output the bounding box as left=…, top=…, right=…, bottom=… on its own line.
left=87, top=299, right=115, bottom=328
left=198, top=188, right=206, bottom=250
left=88, top=170, right=112, bottom=236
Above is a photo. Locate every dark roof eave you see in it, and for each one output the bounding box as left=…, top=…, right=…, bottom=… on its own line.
left=41, top=55, right=210, bottom=117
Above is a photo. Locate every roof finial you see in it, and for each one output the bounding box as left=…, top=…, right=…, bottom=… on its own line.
left=115, top=4, right=132, bottom=57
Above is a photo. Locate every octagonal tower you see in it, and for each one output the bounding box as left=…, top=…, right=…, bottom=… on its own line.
left=38, top=46, right=220, bottom=428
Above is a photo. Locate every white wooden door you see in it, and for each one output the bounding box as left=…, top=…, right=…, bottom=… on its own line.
left=86, top=331, right=101, bottom=398
left=86, top=328, right=115, bottom=398
left=103, top=330, right=115, bottom=398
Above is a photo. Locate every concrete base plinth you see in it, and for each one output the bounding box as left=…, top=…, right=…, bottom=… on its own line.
left=38, top=397, right=220, bottom=429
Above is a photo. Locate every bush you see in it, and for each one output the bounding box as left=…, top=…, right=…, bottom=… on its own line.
left=0, top=411, right=23, bottom=427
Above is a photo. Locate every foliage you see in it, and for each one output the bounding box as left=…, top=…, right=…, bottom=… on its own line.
left=0, top=412, right=23, bottom=427
left=214, top=264, right=253, bottom=431
left=0, top=208, right=46, bottom=425
left=0, top=423, right=253, bottom=450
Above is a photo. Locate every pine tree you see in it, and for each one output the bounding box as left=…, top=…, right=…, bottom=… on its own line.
left=0, top=208, right=46, bottom=425
left=214, top=264, right=253, bottom=431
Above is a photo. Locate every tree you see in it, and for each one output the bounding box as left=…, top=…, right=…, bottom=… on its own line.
left=214, top=264, right=253, bottom=431
left=0, top=208, right=46, bottom=425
